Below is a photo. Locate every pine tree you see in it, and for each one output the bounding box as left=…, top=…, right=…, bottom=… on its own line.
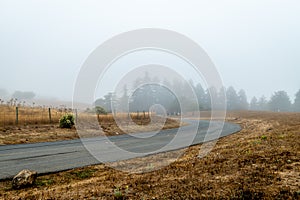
left=250, top=97, right=258, bottom=110
left=226, top=86, right=238, bottom=110
left=257, top=96, right=268, bottom=111
left=269, top=91, right=291, bottom=112
left=237, top=89, right=248, bottom=110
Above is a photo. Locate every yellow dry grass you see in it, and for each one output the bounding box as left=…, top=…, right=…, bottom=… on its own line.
left=0, top=108, right=181, bottom=145
left=0, top=105, right=64, bottom=126
left=0, top=111, right=299, bottom=199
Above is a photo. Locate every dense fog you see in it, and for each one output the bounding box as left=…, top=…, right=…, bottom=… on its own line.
left=93, top=74, right=300, bottom=113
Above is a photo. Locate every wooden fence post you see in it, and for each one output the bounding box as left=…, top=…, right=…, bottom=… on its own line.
left=15, top=107, right=18, bottom=125
left=48, top=108, right=52, bottom=123
left=75, top=109, right=78, bottom=124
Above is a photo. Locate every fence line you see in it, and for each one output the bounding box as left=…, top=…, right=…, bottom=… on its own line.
left=0, top=105, right=72, bottom=127
left=0, top=105, right=156, bottom=127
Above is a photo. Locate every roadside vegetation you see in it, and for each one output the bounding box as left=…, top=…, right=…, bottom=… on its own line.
left=0, top=111, right=299, bottom=199
left=0, top=105, right=181, bottom=145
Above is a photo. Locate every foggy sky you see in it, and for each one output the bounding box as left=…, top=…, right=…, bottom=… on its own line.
left=0, top=0, right=299, bottom=102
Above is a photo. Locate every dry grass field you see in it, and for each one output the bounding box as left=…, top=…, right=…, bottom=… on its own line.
left=0, top=111, right=299, bottom=199
left=76, top=112, right=182, bottom=137
left=0, top=105, right=64, bottom=126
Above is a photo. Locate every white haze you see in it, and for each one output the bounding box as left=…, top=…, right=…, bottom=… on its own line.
left=0, top=0, right=299, bottom=103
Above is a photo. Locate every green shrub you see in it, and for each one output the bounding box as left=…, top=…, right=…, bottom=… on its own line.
left=71, top=169, right=95, bottom=179
left=261, top=135, right=267, bottom=140
left=95, top=106, right=107, bottom=115
left=35, top=178, right=54, bottom=187
left=59, top=113, right=75, bottom=128
left=114, top=187, right=123, bottom=199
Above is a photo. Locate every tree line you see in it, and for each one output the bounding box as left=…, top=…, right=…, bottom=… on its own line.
left=0, top=89, right=36, bottom=106
left=94, top=75, right=300, bottom=114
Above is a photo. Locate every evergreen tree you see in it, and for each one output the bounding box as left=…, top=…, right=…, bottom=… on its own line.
left=237, top=89, right=248, bottom=110
left=269, top=91, right=291, bottom=112
left=226, top=86, right=238, bottom=110
left=95, top=92, right=117, bottom=113
left=250, top=97, right=259, bottom=110
left=217, top=86, right=226, bottom=110
left=257, top=96, right=268, bottom=111
left=203, top=89, right=211, bottom=110
left=205, top=87, right=218, bottom=110
left=195, top=83, right=206, bottom=109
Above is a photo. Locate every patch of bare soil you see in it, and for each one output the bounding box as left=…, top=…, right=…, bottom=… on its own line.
left=0, top=117, right=181, bottom=145
left=0, top=111, right=299, bottom=199
left=0, top=125, right=77, bottom=145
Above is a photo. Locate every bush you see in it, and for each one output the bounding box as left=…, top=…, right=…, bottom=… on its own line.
left=59, top=113, right=75, bottom=128
left=95, top=106, right=107, bottom=115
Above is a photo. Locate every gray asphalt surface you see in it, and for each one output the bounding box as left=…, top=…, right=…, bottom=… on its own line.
left=0, top=120, right=241, bottom=179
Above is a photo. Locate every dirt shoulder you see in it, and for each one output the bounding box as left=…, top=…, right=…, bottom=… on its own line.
left=0, top=111, right=299, bottom=199
left=0, top=117, right=181, bottom=145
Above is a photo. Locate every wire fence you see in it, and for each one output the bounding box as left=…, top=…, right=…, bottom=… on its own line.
left=0, top=104, right=157, bottom=128
left=0, top=105, right=72, bottom=127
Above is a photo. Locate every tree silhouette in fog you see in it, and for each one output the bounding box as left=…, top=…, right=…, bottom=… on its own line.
left=257, top=96, right=268, bottom=111
left=268, top=91, right=291, bottom=112
left=95, top=92, right=117, bottom=113
left=250, top=97, right=259, bottom=110
left=12, top=91, right=35, bottom=100
left=293, top=89, right=300, bottom=112
left=237, top=89, right=248, bottom=110
left=226, top=86, right=239, bottom=110
left=93, top=73, right=300, bottom=113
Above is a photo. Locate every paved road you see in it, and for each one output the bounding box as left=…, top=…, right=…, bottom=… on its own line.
left=0, top=120, right=241, bottom=179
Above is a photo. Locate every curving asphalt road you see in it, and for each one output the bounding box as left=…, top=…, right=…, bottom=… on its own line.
left=0, top=120, right=241, bottom=179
